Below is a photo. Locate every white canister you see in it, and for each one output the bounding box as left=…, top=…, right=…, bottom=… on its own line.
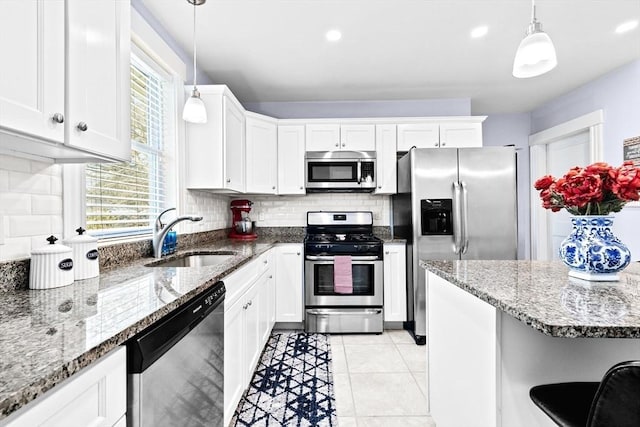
left=29, top=236, right=74, bottom=290
left=64, top=227, right=99, bottom=280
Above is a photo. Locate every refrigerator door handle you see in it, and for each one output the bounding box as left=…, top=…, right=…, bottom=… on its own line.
left=461, top=181, right=470, bottom=254
left=452, top=181, right=463, bottom=254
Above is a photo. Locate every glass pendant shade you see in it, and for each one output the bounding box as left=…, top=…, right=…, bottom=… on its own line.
left=513, top=30, right=557, bottom=78
left=182, top=90, right=207, bottom=123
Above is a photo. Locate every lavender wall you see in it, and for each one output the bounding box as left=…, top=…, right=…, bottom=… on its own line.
left=483, top=113, right=532, bottom=260
left=243, top=98, right=471, bottom=119
left=530, top=60, right=640, bottom=260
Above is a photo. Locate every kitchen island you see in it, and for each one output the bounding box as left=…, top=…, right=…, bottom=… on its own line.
left=422, top=260, right=640, bottom=427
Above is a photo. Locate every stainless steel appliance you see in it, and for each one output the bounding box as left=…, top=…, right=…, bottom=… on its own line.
left=127, top=281, right=225, bottom=427
left=392, top=147, right=517, bottom=345
left=305, top=151, right=376, bottom=191
left=304, top=211, right=384, bottom=333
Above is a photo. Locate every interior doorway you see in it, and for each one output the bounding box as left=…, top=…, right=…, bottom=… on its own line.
left=529, top=110, right=604, bottom=260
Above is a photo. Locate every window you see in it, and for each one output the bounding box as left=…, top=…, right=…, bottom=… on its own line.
left=86, top=49, right=176, bottom=238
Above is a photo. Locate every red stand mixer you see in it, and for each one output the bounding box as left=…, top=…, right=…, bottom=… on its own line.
left=229, top=199, right=258, bottom=240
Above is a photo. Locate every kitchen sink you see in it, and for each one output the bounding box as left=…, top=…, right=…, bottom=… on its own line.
left=146, top=251, right=236, bottom=268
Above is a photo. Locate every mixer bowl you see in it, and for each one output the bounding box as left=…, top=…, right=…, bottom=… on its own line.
left=235, top=219, right=253, bottom=234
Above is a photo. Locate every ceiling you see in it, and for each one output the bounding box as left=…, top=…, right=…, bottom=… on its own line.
left=140, top=0, right=640, bottom=114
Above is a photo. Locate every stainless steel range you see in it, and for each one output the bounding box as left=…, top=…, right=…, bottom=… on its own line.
left=304, top=211, right=383, bottom=333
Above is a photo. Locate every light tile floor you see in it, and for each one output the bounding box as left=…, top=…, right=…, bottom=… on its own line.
left=330, top=330, right=436, bottom=426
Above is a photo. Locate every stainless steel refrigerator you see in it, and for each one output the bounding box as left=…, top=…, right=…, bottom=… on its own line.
left=392, top=147, right=517, bottom=345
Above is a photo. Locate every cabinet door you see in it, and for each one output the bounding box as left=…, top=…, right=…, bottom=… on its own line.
left=223, top=95, right=246, bottom=192
left=244, top=282, right=262, bottom=377
left=246, top=116, right=277, bottom=194
left=267, top=270, right=276, bottom=330
left=224, top=297, right=245, bottom=427
left=340, top=124, right=375, bottom=151
left=2, top=347, right=126, bottom=427
left=66, top=0, right=130, bottom=161
left=397, top=123, right=440, bottom=151
left=277, top=125, right=306, bottom=195
left=256, top=272, right=272, bottom=347
left=275, top=244, right=304, bottom=322
left=374, top=124, right=397, bottom=195
left=383, top=243, right=407, bottom=322
left=439, top=122, right=483, bottom=148
left=0, top=1, right=64, bottom=144
left=305, top=124, right=340, bottom=151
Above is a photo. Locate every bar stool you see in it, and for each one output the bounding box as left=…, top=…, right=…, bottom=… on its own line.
left=529, top=360, right=640, bottom=427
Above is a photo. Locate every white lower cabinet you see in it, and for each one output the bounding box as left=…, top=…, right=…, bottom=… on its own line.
left=274, top=244, right=304, bottom=323
left=1, top=347, right=126, bottom=427
left=223, top=250, right=276, bottom=427
left=383, top=243, right=407, bottom=322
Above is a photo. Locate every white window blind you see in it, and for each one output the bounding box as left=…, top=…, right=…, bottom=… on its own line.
left=86, top=51, right=176, bottom=238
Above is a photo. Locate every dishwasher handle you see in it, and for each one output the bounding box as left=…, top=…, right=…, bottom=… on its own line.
left=128, top=280, right=225, bottom=373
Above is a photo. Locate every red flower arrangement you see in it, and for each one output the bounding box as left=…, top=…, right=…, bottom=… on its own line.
left=534, top=161, right=640, bottom=215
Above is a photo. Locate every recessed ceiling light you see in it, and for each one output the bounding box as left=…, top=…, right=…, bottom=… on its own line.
left=470, top=26, right=489, bottom=39
left=325, top=29, right=342, bottom=42
left=615, top=20, right=639, bottom=34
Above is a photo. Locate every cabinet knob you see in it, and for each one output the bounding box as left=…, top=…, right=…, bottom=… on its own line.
left=272, top=186, right=276, bottom=190
left=226, top=178, right=231, bottom=183
left=385, top=251, right=390, bottom=255
left=269, top=275, right=273, bottom=279
left=76, top=122, right=88, bottom=132
left=335, top=143, right=339, bottom=147
left=51, top=113, right=64, bottom=124
left=248, top=300, right=252, bottom=306
left=296, top=252, right=300, bottom=256
left=342, top=143, right=346, bottom=147
left=263, top=260, right=268, bottom=264
left=299, top=186, right=303, bottom=190
left=442, top=142, right=446, bottom=146
left=243, top=303, right=248, bottom=310
left=378, top=186, right=382, bottom=189
left=434, top=142, right=438, bottom=147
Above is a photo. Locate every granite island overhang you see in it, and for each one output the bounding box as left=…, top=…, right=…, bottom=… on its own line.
left=421, top=260, right=640, bottom=427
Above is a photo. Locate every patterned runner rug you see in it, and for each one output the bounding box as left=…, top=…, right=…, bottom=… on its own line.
left=231, top=332, right=337, bottom=427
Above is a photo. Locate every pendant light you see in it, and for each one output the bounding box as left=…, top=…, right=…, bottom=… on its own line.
left=183, top=0, right=207, bottom=123
left=512, top=0, right=557, bottom=78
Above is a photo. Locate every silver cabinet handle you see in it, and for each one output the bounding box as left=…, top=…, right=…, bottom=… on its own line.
left=76, top=122, right=88, bottom=132
left=51, top=113, right=64, bottom=124
left=307, top=309, right=382, bottom=316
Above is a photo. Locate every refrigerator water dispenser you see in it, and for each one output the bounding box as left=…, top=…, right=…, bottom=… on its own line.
left=421, top=199, right=453, bottom=235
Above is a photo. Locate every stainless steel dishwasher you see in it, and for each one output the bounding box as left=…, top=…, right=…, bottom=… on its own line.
left=127, top=280, right=225, bottom=427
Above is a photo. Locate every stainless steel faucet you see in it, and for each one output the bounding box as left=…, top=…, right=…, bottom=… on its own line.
left=152, top=208, right=203, bottom=258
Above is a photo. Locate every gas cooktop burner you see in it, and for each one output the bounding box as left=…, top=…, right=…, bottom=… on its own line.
left=305, top=233, right=382, bottom=244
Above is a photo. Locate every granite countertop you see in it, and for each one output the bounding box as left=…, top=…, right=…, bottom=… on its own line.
left=421, top=260, right=640, bottom=338
left=0, top=237, right=298, bottom=420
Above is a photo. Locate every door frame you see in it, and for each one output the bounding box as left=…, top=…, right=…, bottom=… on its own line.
left=529, top=110, right=604, bottom=260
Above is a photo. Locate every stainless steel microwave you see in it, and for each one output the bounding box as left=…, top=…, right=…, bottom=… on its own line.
left=305, top=151, right=376, bottom=192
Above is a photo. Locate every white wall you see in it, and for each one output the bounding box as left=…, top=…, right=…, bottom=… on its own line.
left=0, top=155, right=63, bottom=261
left=530, top=60, right=640, bottom=260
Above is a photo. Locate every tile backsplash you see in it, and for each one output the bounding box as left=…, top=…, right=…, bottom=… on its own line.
left=0, top=154, right=63, bottom=261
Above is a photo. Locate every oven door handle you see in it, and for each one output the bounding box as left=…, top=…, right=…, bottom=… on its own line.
left=307, top=309, right=383, bottom=315
left=305, top=255, right=381, bottom=261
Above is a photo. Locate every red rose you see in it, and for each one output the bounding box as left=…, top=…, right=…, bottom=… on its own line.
left=534, top=175, right=555, bottom=190
left=612, top=161, right=640, bottom=201
left=586, top=162, right=615, bottom=191
left=556, top=172, right=603, bottom=208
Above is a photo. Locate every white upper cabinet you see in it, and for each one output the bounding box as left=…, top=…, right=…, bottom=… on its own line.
left=340, top=124, right=376, bottom=151
left=277, top=125, right=306, bottom=195
left=397, top=118, right=484, bottom=151
left=0, top=1, right=64, bottom=144
left=374, top=124, right=397, bottom=194
left=66, top=0, right=131, bottom=161
left=185, top=86, right=246, bottom=192
left=305, top=124, right=375, bottom=151
left=0, top=0, right=131, bottom=163
left=246, top=113, right=277, bottom=194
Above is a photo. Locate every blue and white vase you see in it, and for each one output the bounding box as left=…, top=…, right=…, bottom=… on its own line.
left=559, top=216, right=631, bottom=281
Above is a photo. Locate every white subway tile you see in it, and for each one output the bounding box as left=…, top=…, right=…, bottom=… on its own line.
left=0, top=193, right=31, bottom=214
left=8, top=215, right=51, bottom=237
left=9, top=171, right=51, bottom=194
left=32, top=194, right=62, bottom=215
left=0, top=155, right=31, bottom=173
left=51, top=175, right=63, bottom=195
